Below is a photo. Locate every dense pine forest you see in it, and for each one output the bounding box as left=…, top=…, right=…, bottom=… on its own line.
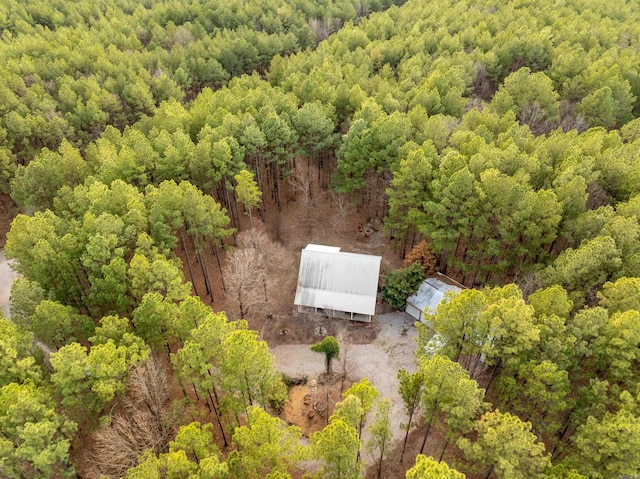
left=2, top=0, right=640, bottom=477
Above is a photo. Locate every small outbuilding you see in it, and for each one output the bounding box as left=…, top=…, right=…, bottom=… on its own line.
left=406, top=274, right=463, bottom=323
left=294, top=244, right=382, bottom=322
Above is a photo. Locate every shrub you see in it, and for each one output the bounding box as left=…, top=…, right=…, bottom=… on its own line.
left=381, top=263, right=424, bottom=310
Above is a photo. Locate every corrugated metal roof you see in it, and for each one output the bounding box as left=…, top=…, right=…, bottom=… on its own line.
left=294, top=247, right=382, bottom=316
left=406, top=277, right=462, bottom=315
left=305, top=244, right=341, bottom=254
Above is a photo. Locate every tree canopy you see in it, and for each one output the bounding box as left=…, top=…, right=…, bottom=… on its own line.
left=4, top=0, right=640, bottom=477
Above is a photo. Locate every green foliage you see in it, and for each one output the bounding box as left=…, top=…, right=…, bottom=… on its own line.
left=405, top=454, right=465, bottom=479
left=5, top=1, right=640, bottom=477
left=0, top=0, right=401, bottom=183
left=342, top=378, right=380, bottom=441
left=428, top=288, right=488, bottom=360
left=480, top=285, right=540, bottom=371
left=365, top=398, right=392, bottom=478
left=125, top=425, right=230, bottom=479
left=397, top=369, right=423, bottom=461
left=565, top=410, right=640, bottom=478
left=221, top=329, right=287, bottom=411
left=235, top=169, right=262, bottom=226
left=132, top=292, right=178, bottom=351
left=0, top=316, right=42, bottom=388
left=173, top=310, right=286, bottom=434
left=11, top=141, right=88, bottom=210
left=529, top=288, right=577, bottom=370
left=311, top=336, right=340, bottom=375
left=496, top=360, right=570, bottom=437
left=381, top=262, right=423, bottom=310
left=490, top=68, right=560, bottom=130
left=170, top=422, right=219, bottom=466
left=9, top=278, right=45, bottom=330
left=334, top=106, right=409, bottom=197
left=5, top=179, right=216, bottom=318
left=385, top=143, right=437, bottom=240
left=598, top=277, right=640, bottom=314
left=50, top=327, right=150, bottom=422
left=30, top=300, right=94, bottom=349
left=418, top=355, right=487, bottom=451
left=334, top=395, right=364, bottom=430
left=343, top=378, right=379, bottom=416
left=230, top=406, right=302, bottom=478
left=291, top=101, right=337, bottom=158
left=542, top=235, right=622, bottom=301
left=459, top=410, right=551, bottom=479
left=397, top=370, right=423, bottom=425
left=308, top=417, right=361, bottom=479
left=528, top=286, right=573, bottom=319
left=0, top=380, right=76, bottom=478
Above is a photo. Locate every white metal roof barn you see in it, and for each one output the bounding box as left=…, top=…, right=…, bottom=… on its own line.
left=294, top=244, right=382, bottom=322
left=406, top=274, right=463, bottom=323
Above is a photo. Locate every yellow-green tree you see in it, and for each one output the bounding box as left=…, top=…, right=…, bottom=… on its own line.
left=459, top=410, right=550, bottom=479
left=235, top=169, right=262, bottom=229
left=406, top=454, right=465, bottom=479
left=308, top=417, right=361, bottom=479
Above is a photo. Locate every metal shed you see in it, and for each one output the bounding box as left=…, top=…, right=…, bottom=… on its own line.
left=294, top=244, right=382, bottom=322
left=406, top=274, right=463, bottom=323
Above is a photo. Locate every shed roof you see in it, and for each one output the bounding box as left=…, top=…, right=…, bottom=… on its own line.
left=407, top=275, right=462, bottom=315
left=294, top=245, right=382, bottom=316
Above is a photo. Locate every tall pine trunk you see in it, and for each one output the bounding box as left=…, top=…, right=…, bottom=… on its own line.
left=400, top=409, right=414, bottom=463
left=180, top=231, right=199, bottom=297
left=484, top=464, right=495, bottom=479
left=275, top=160, right=282, bottom=211
left=207, top=388, right=228, bottom=446
left=438, top=438, right=449, bottom=462
left=210, top=240, right=226, bottom=292
left=419, top=399, right=439, bottom=455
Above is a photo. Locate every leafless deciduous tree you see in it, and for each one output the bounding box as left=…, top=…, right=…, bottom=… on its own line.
left=519, top=102, right=557, bottom=136
left=246, top=226, right=295, bottom=301
left=515, top=270, right=542, bottom=300
left=308, top=17, right=342, bottom=43
left=337, top=338, right=357, bottom=395
left=330, top=191, right=353, bottom=233
left=289, top=168, right=318, bottom=235
left=225, top=224, right=295, bottom=319
left=224, top=246, right=263, bottom=320
left=559, top=100, right=588, bottom=133
left=85, top=354, right=183, bottom=478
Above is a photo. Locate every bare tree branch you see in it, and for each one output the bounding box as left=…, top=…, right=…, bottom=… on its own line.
left=225, top=225, right=296, bottom=319
left=330, top=191, right=353, bottom=233
left=85, top=354, right=180, bottom=478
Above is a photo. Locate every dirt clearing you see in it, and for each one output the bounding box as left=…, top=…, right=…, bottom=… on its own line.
left=272, top=312, right=418, bottom=469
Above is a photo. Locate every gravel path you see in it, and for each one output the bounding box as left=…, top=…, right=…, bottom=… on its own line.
left=270, top=312, right=418, bottom=458
left=0, top=250, right=19, bottom=318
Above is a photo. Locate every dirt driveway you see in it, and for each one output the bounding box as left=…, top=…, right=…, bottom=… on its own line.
left=269, top=312, right=418, bottom=455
